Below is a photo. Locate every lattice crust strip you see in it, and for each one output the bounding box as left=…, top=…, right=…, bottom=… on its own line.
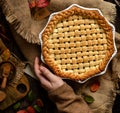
left=41, top=5, right=115, bottom=81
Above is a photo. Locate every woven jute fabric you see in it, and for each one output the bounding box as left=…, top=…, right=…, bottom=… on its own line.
left=0, top=0, right=119, bottom=113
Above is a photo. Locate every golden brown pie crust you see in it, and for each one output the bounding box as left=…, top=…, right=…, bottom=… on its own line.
left=41, top=6, right=115, bottom=81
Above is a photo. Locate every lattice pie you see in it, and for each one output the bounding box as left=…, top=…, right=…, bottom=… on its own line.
left=40, top=4, right=115, bottom=81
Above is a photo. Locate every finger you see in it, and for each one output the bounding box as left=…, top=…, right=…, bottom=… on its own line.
left=39, top=66, right=56, bottom=81
left=37, top=73, right=50, bottom=86
left=34, top=59, right=49, bottom=85
left=34, top=57, right=41, bottom=76
left=35, top=72, right=52, bottom=91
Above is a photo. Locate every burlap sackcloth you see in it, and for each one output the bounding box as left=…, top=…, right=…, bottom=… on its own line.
left=0, top=0, right=119, bottom=113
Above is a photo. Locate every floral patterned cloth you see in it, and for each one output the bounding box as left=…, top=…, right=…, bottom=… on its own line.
left=28, top=0, right=49, bottom=8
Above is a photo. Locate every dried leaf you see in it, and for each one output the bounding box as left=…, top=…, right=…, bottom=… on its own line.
left=28, top=0, right=36, bottom=8
left=33, top=105, right=42, bottom=112
left=36, top=98, right=44, bottom=107
left=27, top=90, right=35, bottom=101
left=90, top=80, right=100, bottom=92
left=36, top=0, right=49, bottom=8
left=13, top=102, right=21, bottom=110
left=84, top=95, right=94, bottom=104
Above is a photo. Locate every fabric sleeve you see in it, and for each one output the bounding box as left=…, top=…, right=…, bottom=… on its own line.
left=48, top=82, right=92, bottom=113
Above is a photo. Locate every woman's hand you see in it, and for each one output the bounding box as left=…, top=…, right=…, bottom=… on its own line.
left=34, top=57, right=64, bottom=92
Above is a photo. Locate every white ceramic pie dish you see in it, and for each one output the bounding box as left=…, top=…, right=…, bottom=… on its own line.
left=39, top=4, right=117, bottom=83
